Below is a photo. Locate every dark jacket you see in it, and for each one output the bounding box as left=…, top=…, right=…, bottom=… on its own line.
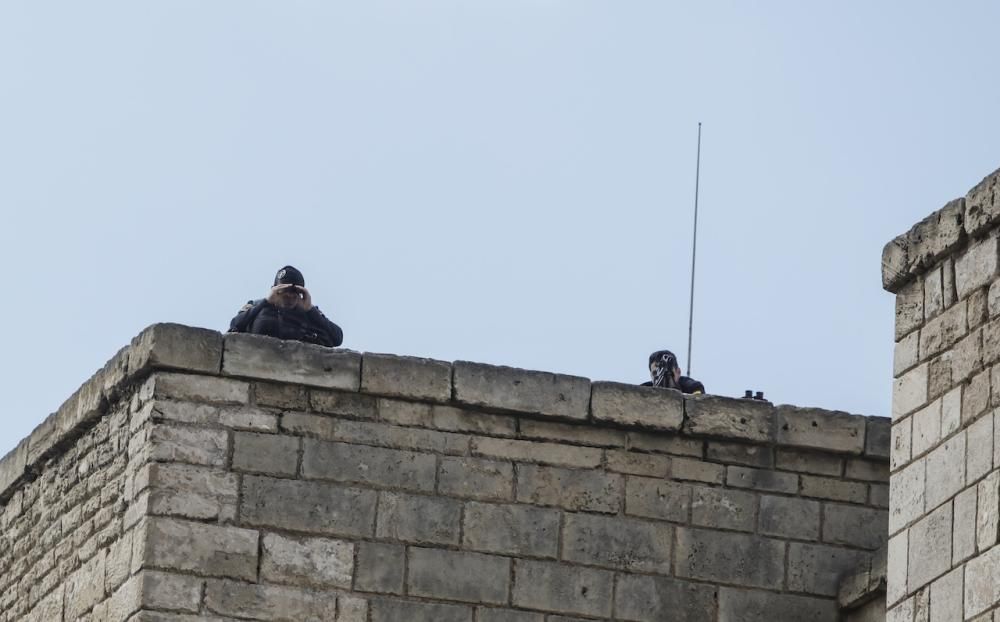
left=229, top=299, right=344, bottom=347
left=642, top=376, right=705, bottom=394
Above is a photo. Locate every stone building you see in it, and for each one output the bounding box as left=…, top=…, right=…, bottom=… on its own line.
left=0, top=324, right=890, bottom=621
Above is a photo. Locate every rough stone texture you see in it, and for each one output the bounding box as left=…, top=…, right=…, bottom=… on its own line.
left=2, top=324, right=890, bottom=622
left=883, top=198, right=966, bottom=294
left=453, top=360, right=590, bottom=420
left=777, top=405, right=866, bottom=454
left=590, top=381, right=683, bottom=430
left=965, top=168, right=1000, bottom=237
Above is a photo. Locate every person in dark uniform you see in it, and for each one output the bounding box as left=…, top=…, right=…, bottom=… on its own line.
left=641, top=349, right=704, bottom=394
left=229, top=266, right=344, bottom=347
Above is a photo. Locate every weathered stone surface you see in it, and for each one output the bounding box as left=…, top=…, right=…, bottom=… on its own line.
left=890, top=458, right=925, bottom=534
left=145, top=517, right=258, bottom=581
left=953, top=485, right=978, bottom=565
left=0, top=438, right=28, bottom=500
left=355, top=541, right=405, bottom=594
left=140, top=571, right=203, bottom=613
left=908, top=503, right=952, bottom=592
left=310, top=389, right=377, bottom=419
left=925, top=431, right=966, bottom=510
left=232, top=432, right=299, bottom=476
left=437, top=456, right=514, bottom=501
left=625, top=476, right=690, bottom=522
left=911, top=399, right=942, bottom=457
left=370, top=598, right=472, bottom=622
left=453, top=361, right=590, bottom=420
left=261, top=532, right=353, bottom=589
left=472, top=437, right=601, bottom=469
left=240, top=475, right=376, bottom=537
left=144, top=372, right=250, bottom=405
left=684, top=395, right=774, bottom=442
left=956, top=235, right=1000, bottom=300
left=718, top=587, right=838, bottom=622
left=512, top=560, right=613, bottom=618
left=149, top=424, right=229, bottom=467
left=606, top=450, right=672, bottom=476
left=887, top=530, right=908, bottom=606
left=302, top=439, right=436, bottom=492
left=376, top=492, right=461, bottom=545
left=590, top=381, right=683, bottom=430
left=895, top=331, right=921, bottom=377
left=707, top=441, right=773, bottom=468
left=883, top=199, right=965, bottom=294
left=431, top=405, right=516, bottom=436
left=518, top=419, right=625, bottom=447
left=776, top=449, right=844, bottom=476
left=128, top=323, right=223, bottom=376
left=463, top=502, right=560, bottom=558
left=921, top=302, right=967, bottom=361
left=562, top=512, right=672, bottom=573
left=824, top=504, right=888, bottom=550
left=204, top=579, right=339, bottom=621
left=615, top=574, right=717, bottom=622
left=977, top=470, right=999, bottom=551
left=758, top=495, right=820, bottom=540
left=672, top=456, right=725, bottom=483
left=726, top=465, right=798, bottom=494
left=896, top=279, right=925, bottom=339
left=407, top=547, right=510, bottom=605
left=675, top=528, right=785, bottom=588
left=964, top=536, right=1000, bottom=618
left=893, top=363, right=930, bottom=420
left=800, top=475, right=867, bottom=504
left=952, top=328, right=983, bottom=383
left=223, top=332, right=361, bottom=390
left=967, top=413, right=994, bottom=483
left=146, top=462, right=239, bottom=521
left=516, top=464, right=622, bottom=513
left=476, top=609, right=543, bottom=622
left=966, top=368, right=991, bottom=424
left=64, top=549, right=106, bottom=621
left=361, top=353, right=452, bottom=402
left=254, top=380, right=309, bottom=409
left=777, top=406, right=866, bottom=454
left=691, top=486, right=756, bottom=532
left=965, top=169, right=1000, bottom=236
left=929, top=566, right=962, bottom=622
left=788, top=542, right=869, bottom=597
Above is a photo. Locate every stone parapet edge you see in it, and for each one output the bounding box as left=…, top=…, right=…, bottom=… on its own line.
left=882, top=166, right=1000, bottom=293
left=0, top=323, right=890, bottom=504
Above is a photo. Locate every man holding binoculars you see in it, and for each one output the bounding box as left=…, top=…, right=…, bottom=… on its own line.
left=229, top=265, right=344, bottom=348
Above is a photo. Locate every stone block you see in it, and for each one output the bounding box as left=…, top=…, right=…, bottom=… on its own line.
left=956, top=234, right=1000, bottom=298
left=925, top=431, right=966, bottom=510
left=872, top=485, right=890, bottom=508
left=145, top=517, right=258, bottom=581
left=605, top=450, right=672, bottom=477
left=518, top=419, right=625, bottom=447
left=978, top=470, right=1000, bottom=551
left=928, top=352, right=954, bottom=400
left=968, top=413, right=994, bottom=483
left=204, top=579, right=338, bottom=620
left=463, top=501, right=560, bottom=558
left=683, top=395, right=774, bottom=442
left=628, top=431, right=704, bottom=456
left=377, top=398, right=433, bottom=426
left=453, top=360, right=590, bottom=420
left=675, top=528, right=785, bottom=589
left=431, top=405, right=517, bottom=436
left=888, top=598, right=915, bottom=622
left=887, top=529, right=908, bottom=606
left=261, top=532, right=353, bottom=589
left=0, top=438, right=28, bottom=500
left=127, top=323, right=223, bottom=377
left=302, top=439, right=436, bottom=492
left=254, top=381, right=309, bottom=409
left=590, top=381, right=684, bottom=430
left=355, top=542, right=405, bottom=594
left=105, top=530, right=134, bottom=592
left=143, top=372, right=250, bottom=405
left=896, top=279, right=925, bottom=339
left=944, top=257, right=957, bottom=307
left=438, top=456, right=514, bottom=501
left=953, top=328, right=984, bottom=383
left=953, top=485, right=978, bottom=564
left=140, top=571, right=203, bottom=613
left=407, top=547, right=510, bottom=605
left=894, top=363, right=929, bottom=420
left=890, top=458, right=925, bottom=534
left=942, top=387, right=962, bottom=436
left=966, top=169, right=1000, bottom=235
left=911, top=399, right=942, bottom=457
left=149, top=424, right=228, bottom=467
left=218, top=405, right=279, bottom=432
left=625, top=476, right=691, bottom=522
left=776, top=449, right=843, bottom=476
left=671, top=456, right=725, bottom=483
left=64, top=549, right=106, bottom=621
left=516, top=464, right=623, bottom=513
left=477, top=609, right=544, bottom=622
left=232, top=432, right=299, bottom=477
left=222, top=332, right=361, bottom=390
left=146, top=463, right=239, bottom=521
left=310, top=389, right=377, bottom=419
left=920, top=302, right=967, bottom=361
left=965, top=542, right=1000, bottom=618
left=726, top=465, right=798, bottom=494
left=984, top=317, right=1000, bottom=366
left=562, top=512, right=672, bottom=573
left=471, top=437, right=601, bottom=469
left=967, top=368, right=992, bottom=424
left=340, top=597, right=368, bottom=622
left=925, top=265, right=945, bottom=319
left=691, top=486, right=756, bottom=532
left=908, top=503, right=953, bottom=591
left=758, top=495, right=820, bottom=540
left=240, top=475, right=376, bottom=537
left=777, top=406, right=866, bottom=454
left=512, top=559, right=613, bottom=618
left=376, top=492, right=461, bottom=545
left=706, top=441, right=773, bottom=468
left=370, top=598, right=472, bottom=622
left=991, top=279, right=1000, bottom=319
left=800, top=475, right=867, bottom=504
left=718, top=587, right=838, bottom=622
left=895, top=331, right=921, bottom=377
left=824, top=504, right=888, bottom=550
left=361, top=352, right=452, bottom=402
left=930, top=566, right=963, bottom=622
left=788, top=542, right=869, bottom=597
left=971, top=287, right=989, bottom=329
left=846, top=458, right=889, bottom=482
left=883, top=235, right=909, bottom=293
left=615, top=574, right=718, bottom=622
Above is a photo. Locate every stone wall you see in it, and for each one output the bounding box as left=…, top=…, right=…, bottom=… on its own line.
left=0, top=324, right=890, bottom=621
left=883, top=166, right=1000, bottom=621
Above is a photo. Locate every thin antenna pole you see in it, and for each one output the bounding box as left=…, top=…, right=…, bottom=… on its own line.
left=686, top=122, right=702, bottom=377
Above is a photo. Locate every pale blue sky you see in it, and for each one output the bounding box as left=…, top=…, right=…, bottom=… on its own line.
left=2, top=1, right=998, bottom=456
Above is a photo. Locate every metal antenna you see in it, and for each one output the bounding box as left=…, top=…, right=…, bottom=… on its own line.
left=686, top=122, right=702, bottom=377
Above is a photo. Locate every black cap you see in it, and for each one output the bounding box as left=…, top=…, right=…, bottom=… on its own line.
left=274, top=266, right=305, bottom=287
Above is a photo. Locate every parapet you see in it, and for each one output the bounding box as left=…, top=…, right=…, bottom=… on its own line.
left=882, top=166, right=1000, bottom=293
left=0, top=324, right=890, bottom=622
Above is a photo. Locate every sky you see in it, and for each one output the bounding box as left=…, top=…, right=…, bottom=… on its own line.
left=2, top=1, right=999, bottom=457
